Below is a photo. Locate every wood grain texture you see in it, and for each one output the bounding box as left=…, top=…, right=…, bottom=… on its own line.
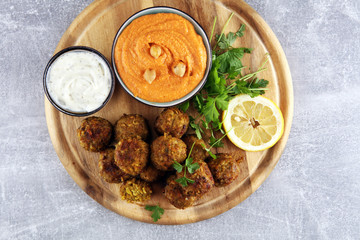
left=44, top=0, right=293, bottom=224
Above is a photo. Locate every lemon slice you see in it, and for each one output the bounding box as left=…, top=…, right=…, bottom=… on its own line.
left=223, top=95, right=284, bottom=151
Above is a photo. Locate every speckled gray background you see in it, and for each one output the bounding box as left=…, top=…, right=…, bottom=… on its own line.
left=1, top=0, right=359, bottom=239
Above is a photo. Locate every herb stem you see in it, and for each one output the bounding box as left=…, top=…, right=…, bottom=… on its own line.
left=187, top=142, right=196, bottom=162
left=183, top=163, right=187, bottom=177
left=226, top=67, right=267, bottom=91
left=177, top=141, right=196, bottom=176
left=209, top=16, right=217, bottom=43
left=247, top=88, right=269, bottom=91
left=209, top=127, right=233, bottom=150
left=175, top=142, right=197, bottom=186
left=215, top=12, right=234, bottom=48
left=220, top=110, right=228, bottom=127
left=226, top=53, right=270, bottom=90
left=202, top=127, right=234, bottom=157
left=259, top=53, right=270, bottom=69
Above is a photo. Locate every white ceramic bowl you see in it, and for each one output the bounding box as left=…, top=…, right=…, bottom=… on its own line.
left=43, top=46, right=115, bottom=116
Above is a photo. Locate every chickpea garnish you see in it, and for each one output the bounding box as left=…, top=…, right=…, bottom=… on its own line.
left=173, top=62, right=186, bottom=77
left=143, top=69, right=156, bottom=84
left=150, top=45, right=162, bottom=59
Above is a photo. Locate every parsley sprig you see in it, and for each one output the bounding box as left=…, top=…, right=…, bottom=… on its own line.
left=145, top=204, right=164, bottom=222
left=201, top=127, right=234, bottom=159
left=180, top=14, right=269, bottom=146
left=172, top=142, right=200, bottom=187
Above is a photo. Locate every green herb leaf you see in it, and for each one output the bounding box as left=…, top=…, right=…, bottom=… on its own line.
left=211, top=118, right=222, bottom=131
left=217, top=32, right=236, bottom=50
left=187, top=162, right=200, bottom=174
left=202, top=97, right=219, bottom=123
left=194, top=126, right=203, bottom=139
left=235, top=24, right=246, bottom=38
left=189, top=117, right=203, bottom=139
left=204, top=58, right=227, bottom=95
left=232, top=78, right=269, bottom=97
left=201, top=143, right=217, bottom=159
left=210, top=135, right=224, bottom=148
left=251, top=78, right=269, bottom=88
left=201, top=120, right=210, bottom=130
left=145, top=205, right=164, bottom=222
left=193, top=94, right=205, bottom=112
left=175, top=177, right=189, bottom=187
left=216, top=24, right=246, bottom=50
left=191, top=123, right=203, bottom=139
left=172, top=161, right=183, bottom=173
left=175, top=142, right=199, bottom=186
left=208, top=151, right=217, bottom=159
left=185, top=157, right=193, bottom=166
left=178, top=101, right=190, bottom=112
left=215, top=93, right=229, bottom=111
left=186, top=178, right=195, bottom=184
left=217, top=48, right=252, bottom=74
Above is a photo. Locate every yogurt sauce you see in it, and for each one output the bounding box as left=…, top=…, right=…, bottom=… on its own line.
left=47, top=50, right=112, bottom=113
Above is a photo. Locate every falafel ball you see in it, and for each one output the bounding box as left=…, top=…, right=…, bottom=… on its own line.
left=114, top=114, right=149, bottom=142
left=114, top=137, right=149, bottom=176
left=140, top=164, right=164, bottom=182
left=175, top=160, right=214, bottom=197
left=182, top=134, right=209, bottom=162
left=120, top=178, right=152, bottom=203
left=154, top=107, right=189, bottom=138
left=98, top=148, right=131, bottom=183
left=151, top=135, right=187, bottom=171
left=207, top=153, right=241, bottom=187
left=164, top=175, right=197, bottom=209
left=77, top=117, right=113, bottom=152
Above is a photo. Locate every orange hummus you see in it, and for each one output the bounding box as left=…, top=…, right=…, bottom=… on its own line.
left=114, top=13, right=207, bottom=102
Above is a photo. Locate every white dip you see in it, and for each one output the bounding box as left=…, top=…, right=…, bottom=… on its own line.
left=47, top=50, right=112, bottom=113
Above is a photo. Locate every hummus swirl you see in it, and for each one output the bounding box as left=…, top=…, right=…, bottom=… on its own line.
left=114, top=13, right=207, bottom=102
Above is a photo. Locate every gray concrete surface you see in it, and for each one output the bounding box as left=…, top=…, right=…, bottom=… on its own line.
left=1, top=0, right=359, bottom=239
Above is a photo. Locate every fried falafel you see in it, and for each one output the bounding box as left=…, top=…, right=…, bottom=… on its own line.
left=140, top=164, right=164, bottom=182
left=164, top=175, right=197, bottom=209
left=77, top=117, right=113, bottom=152
left=164, top=161, right=215, bottom=209
left=207, top=153, right=241, bottom=187
left=120, top=178, right=152, bottom=203
left=114, top=137, right=149, bottom=176
left=151, top=135, right=187, bottom=171
left=182, top=134, right=209, bottom=162
left=175, top=160, right=214, bottom=197
left=154, top=107, right=189, bottom=138
left=114, top=114, right=149, bottom=142
left=98, top=147, right=131, bottom=183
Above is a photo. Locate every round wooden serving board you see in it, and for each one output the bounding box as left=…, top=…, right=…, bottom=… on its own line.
left=45, top=0, right=293, bottom=224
